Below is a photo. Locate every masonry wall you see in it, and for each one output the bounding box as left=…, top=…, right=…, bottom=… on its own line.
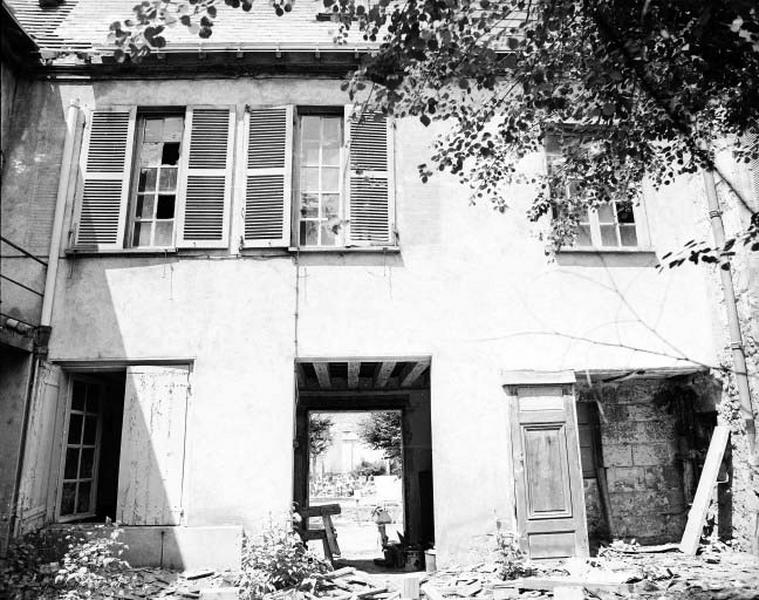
left=1, top=75, right=727, bottom=564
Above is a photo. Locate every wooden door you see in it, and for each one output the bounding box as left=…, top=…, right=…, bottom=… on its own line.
left=117, top=365, right=189, bottom=525
left=510, top=385, right=588, bottom=559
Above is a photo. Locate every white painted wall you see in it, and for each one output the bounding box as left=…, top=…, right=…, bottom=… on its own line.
left=35, top=77, right=718, bottom=563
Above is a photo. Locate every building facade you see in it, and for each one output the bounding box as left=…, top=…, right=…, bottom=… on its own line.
left=2, top=0, right=757, bottom=569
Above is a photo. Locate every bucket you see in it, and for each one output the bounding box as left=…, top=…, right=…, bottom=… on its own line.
left=424, top=549, right=436, bottom=574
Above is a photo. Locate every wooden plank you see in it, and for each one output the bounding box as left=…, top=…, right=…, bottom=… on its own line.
left=375, top=361, right=396, bottom=388
left=400, top=361, right=429, bottom=388
left=323, top=514, right=341, bottom=557
left=348, top=362, right=360, bottom=389
left=679, top=425, right=730, bottom=555
left=314, top=362, right=331, bottom=389
left=303, top=503, right=341, bottom=516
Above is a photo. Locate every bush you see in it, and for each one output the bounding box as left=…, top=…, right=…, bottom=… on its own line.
left=238, top=518, right=331, bottom=600
left=495, top=531, right=536, bottom=581
left=353, top=459, right=387, bottom=477
left=0, top=521, right=130, bottom=600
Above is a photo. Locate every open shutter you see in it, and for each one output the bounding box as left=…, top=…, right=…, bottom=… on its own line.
left=74, top=107, right=136, bottom=249
left=117, top=365, right=190, bottom=525
left=177, top=106, right=235, bottom=248
left=345, top=106, right=394, bottom=246
left=242, top=106, right=293, bottom=248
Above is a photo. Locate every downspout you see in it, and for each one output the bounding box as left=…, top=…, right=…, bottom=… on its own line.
left=8, top=101, right=79, bottom=545
left=703, top=169, right=759, bottom=553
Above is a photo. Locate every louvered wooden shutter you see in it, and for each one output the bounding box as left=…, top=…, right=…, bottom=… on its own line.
left=74, top=107, right=136, bottom=249
left=242, top=106, right=293, bottom=248
left=177, top=106, right=236, bottom=248
left=345, top=106, right=395, bottom=246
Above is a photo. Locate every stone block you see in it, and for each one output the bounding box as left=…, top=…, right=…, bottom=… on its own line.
left=632, top=443, right=674, bottom=466
left=607, top=467, right=644, bottom=492
left=603, top=444, right=633, bottom=467
left=625, top=403, right=663, bottom=421
left=631, top=420, right=676, bottom=444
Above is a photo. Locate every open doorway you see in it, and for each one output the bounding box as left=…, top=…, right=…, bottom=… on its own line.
left=294, top=358, right=433, bottom=572
left=308, top=410, right=404, bottom=561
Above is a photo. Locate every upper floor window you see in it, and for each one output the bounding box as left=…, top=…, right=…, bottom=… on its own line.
left=72, top=104, right=394, bottom=252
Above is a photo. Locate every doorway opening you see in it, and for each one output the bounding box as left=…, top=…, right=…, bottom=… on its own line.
left=294, top=358, right=433, bottom=572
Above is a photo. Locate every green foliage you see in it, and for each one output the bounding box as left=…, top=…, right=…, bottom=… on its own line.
left=237, top=519, right=331, bottom=600
left=494, top=531, right=536, bottom=581
left=0, top=521, right=130, bottom=600
left=109, top=0, right=759, bottom=266
left=357, top=412, right=402, bottom=473
left=309, top=414, right=334, bottom=458
left=353, top=458, right=387, bottom=477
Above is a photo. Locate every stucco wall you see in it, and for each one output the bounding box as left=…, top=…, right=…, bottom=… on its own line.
left=2, top=76, right=726, bottom=562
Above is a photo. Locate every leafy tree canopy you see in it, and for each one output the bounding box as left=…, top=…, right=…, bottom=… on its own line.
left=357, top=412, right=402, bottom=473
left=110, top=0, right=759, bottom=264
left=309, top=414, right=334, bottom=458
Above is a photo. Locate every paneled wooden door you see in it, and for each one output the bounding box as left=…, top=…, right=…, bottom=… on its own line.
left=509, top=385, right=589, bottom=559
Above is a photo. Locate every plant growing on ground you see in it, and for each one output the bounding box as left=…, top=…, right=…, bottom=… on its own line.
left=495, top=531, right=536, bottom=581
left=237, top=518, right=331, bottom=600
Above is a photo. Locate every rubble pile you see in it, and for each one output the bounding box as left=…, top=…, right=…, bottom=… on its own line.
left=261, top=566, right=401, bottom=600
left=110, top=567, right=237, bottom=599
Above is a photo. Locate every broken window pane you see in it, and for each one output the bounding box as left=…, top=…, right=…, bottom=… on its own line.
left=301, top=194, right=319, bottom=218
left=156, top=195, right=176, bottom=219
left=323, top=194, right=339, bottom=219
left=154, top=221, right=174, bottom=246
left=77, top=482, right=91, bottom=514
left=68, top=414, right=83, bottom=444
left=162, top=142, right=180, bottom=165
left=65, top=448, right=79, bottom=479
left=616, top=201, right=635, bottom=224
left=320, top=222, right=338, bottom=246
left=61, top=482, right=76, bottom=515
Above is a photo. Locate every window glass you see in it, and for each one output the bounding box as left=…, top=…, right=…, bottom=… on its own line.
left=130, top=115, right=183, bottom=248
left=298, top=114, right=343, bottom=247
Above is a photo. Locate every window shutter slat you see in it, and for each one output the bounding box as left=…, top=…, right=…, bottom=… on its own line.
left=177, top=106, right=235, bottom=249
left=74, top=108, right=136, bottom=249
left=346, top=107, right=394, bottom=246
left=242, top=106, right=293, bottom=248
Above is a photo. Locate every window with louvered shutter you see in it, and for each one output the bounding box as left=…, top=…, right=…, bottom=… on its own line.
left=74, top=108, right=136, bottom=249
left=345, top=108, right=395, bottom=246
left=242, top=106, right=294, bottom=248
left=176, top=107, right=236, bottom=248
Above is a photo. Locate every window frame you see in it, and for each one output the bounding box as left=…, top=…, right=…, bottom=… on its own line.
left=56, top=376, right=103, bottom=523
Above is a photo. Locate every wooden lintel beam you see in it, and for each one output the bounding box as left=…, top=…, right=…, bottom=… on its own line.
left=313, top=362, right=331, bottom=389
left=400, top=361, right=430, bottom=388
left=375, top=361, right=396, bottom=388
left=347, top=362, right=360, bottom=389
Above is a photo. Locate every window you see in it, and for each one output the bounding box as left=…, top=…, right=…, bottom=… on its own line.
left=298, top=114, right=344, bottom=246
left=60, top=379, right=101, bottom=521
left=129, top=114, right=183, bottom=248
left=575, top=200, right=639, bottom=248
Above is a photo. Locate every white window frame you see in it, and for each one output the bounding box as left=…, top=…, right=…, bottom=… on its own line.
left=56, top=376, right=103, bottom=523
left=574, top=199, right=649, bottom=250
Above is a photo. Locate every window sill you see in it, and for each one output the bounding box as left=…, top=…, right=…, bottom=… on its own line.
left=557, top=247, right=655, bottom=255
left=288, top=246, right=400, bottom=254
left=66, top=248, right=179, bottom=257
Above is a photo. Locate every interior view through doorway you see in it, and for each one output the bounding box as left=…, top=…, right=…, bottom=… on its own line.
left=294, top=358, right=433, bottom=572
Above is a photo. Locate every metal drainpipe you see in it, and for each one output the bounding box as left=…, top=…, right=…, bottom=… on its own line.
left=703, top=168, right=759, bottom=553
left=7, top=102, right=80, bottom=547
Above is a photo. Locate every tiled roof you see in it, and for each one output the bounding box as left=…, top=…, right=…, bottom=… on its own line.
left=6, top=0, right=373, bottom=56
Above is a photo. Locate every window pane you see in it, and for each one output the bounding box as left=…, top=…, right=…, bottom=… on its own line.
left=163, top=116, right=184, bottom=142
left=159, top=167, right=178, bottom=192
left=300, top=194, right=319, bottom=218
left=301, top=167, right=319, bottom=190
left=322, top=117, right=341, bottom=144
left=619, top=224, right=638, bottom=247
left=133, top=222, right=153, bottom=247
left=139, top=168, right=157, bottom=192
left=68, top=414, right=83, bottom=444
left=157, top=195, right=176, bottom=219
left=320, top=222, right=338, bottom=246
left=600, top=224, right=619, bottom=246
left=80, top=447, right=95, bottom=479
left=302, top=116, right=321, bottom=141
left=597, top=203, right=615, bottom=224
left=322, top=168, right=340, bottom=192
left=616, top=201, right=635, bottom=224
left=77, top=482, right=91, bottom=514
left=300, top=220, right=318, bottom=246
left=64, top=448, right=79, bottom=479
left=576, top=224, right=593, bottom=246
left=61, top=482, right=76, bottom=515
left=144, top=118, right=164, bottom=143
left=72, top=381, right=86, bottom=411
left=162, top=142, right=180, bottom=165
left=323, top=194, right=340, bottom=219
left=83, top=416, right=97, bottom=445
left=136, top=195, right=155, bottom=219
left=302, top=139, right=320, bottom=165
left=154, top=221, right=174, bottom=246
left=142, top=142, right=163, bottom=165
left=322, top=144, right=339, bottom=166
